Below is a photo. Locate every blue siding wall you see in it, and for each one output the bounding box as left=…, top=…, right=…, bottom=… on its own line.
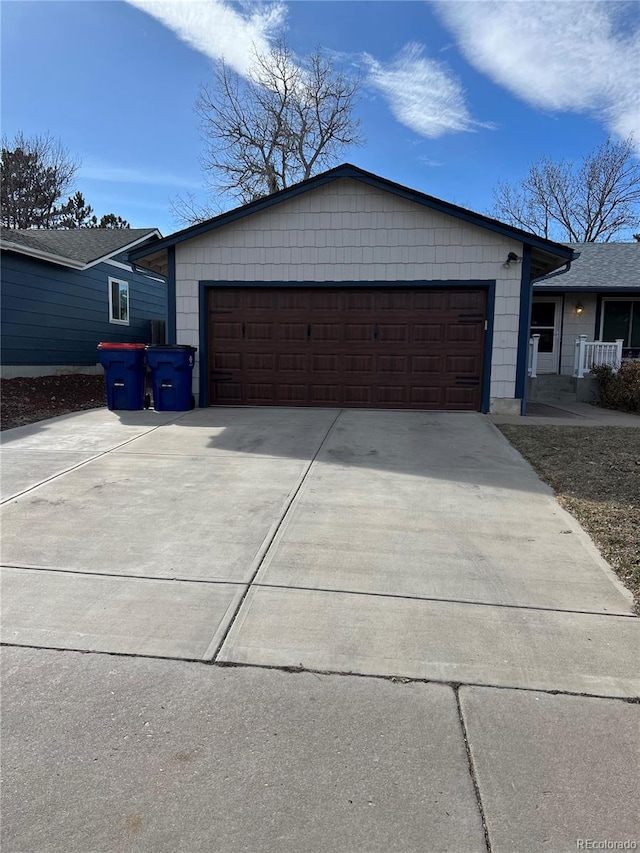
left=1, top=253, right=166, bottom=365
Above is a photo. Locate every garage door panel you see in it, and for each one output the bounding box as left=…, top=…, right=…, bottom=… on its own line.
left=410, top=387, right=443, bottom=406
left=277, top=353, right=308, bottom=372
left=277, top=384, right=308, bottom=404
left=245, top=322, right=274, bottom=341
left=310, top=291, right=341, bottom=311
left=213, top=351, right=242, bottom=370
left=343, top=386, right=373, bottom=405
left=310, top=385, right=342, bottom=405
left=311, top=354, right=341, bottom=372
left=446, top=354, right=479, bottom=374
left=444, top=387, right=479, bottom=409
left=411, top=355, right=442, bottom=374
left=376, top=386, right=408, bottom=405
left=209, top=287, right=486, bottom=410
left=448, top=291, right=485, bottom=310
left=414, top=291, right=447, bottom=311
left=345, top=324, right=372, bottom=342
left=447, top=325, right=483, bottom=344
left=277, top=291, right=310, bottom=311
left=378, top=324, right=409, bottom=343
left=312, top=323, right=342, bottom=342
left=212, top=321, right=243, bottom=340
left=345, top=293, right=374, bottom=310
left=413, top=325, right=444, bottom=343
left=378, top=355, right=408, bottom=373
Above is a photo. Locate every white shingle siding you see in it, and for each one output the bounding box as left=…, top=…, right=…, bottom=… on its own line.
left=174, top=178, right=525, bottom=410
left=560, top=293, right=598, bottom=375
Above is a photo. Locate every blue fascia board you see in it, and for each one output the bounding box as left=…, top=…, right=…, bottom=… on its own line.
left=130, top=164, right=574, bottom=263
left=515, top=245, right=533, bottom=415
left=534, top=285, right=640, bottom=293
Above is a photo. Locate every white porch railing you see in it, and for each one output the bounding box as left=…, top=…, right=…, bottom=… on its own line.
left=528, top=334, right=540, bottom=378
left=573, top=335, right=624, bottom=378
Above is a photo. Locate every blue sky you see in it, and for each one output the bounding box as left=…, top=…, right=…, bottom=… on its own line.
left=2, top=0, right=639, bottom=237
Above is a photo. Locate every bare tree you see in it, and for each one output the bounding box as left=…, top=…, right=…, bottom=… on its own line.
left=1, top=131, right=79, bottom=229
left=492, top=137, right=640, bottom=242
left=188, top=41, right=362, bottom=214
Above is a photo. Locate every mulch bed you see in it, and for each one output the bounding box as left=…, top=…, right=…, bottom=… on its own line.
left=497, top=425, right=640, bottom=611
left=1, top=374, right=107, bottom=431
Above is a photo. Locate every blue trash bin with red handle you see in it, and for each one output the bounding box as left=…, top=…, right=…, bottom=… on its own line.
left=145, top=345, right=197, bottom=411
left=97, top=343, right=148, bottom=410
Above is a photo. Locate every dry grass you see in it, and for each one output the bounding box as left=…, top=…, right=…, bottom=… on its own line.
left=498, top=425, right=640, bottom=610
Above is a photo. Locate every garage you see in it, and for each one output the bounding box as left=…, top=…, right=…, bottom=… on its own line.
left=128, top=164, right=574, bottom=415
left=208, top=286, right=486, bottom=410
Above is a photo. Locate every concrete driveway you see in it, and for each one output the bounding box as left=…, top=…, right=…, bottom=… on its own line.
left=2, top=406, right=639, bottom=853
left=1, top=406, right=637, bottom=696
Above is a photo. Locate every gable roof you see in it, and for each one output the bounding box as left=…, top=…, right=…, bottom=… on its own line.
left=128, top=163, right=574, bottom=279
left=533, top=242, right=640, bottom=291
left=1, top=227, right=162, bottom=270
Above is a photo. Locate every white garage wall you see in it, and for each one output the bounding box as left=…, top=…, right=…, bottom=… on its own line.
left=174, top=178, right=525, bottom=412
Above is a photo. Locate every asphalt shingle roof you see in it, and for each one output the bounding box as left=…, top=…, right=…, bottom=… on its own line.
left=0, top=227, right=159, bottom=266
left=534, top=242, right=639, bottom=290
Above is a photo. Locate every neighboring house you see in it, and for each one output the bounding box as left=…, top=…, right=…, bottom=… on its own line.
left=129, top=163, right=575, bottom=415
left=531, top=242, right=640, bottom=378
left=1, top=228, right=166, bottom=378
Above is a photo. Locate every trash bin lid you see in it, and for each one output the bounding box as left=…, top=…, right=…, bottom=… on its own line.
left=98, top=343, right=146, bottom=349
left=145, top=345, right=197, bottom=351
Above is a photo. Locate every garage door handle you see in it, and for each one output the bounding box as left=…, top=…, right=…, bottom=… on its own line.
left=242, top=322, right=246, bottom=339
left=374, top=323, right=379, bottom=341
left=307, top=323, right=312, bottom=340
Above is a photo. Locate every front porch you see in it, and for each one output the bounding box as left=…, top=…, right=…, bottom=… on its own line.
left=528, top=334, right=624, bottom=380
left=528, top=334, right=623, bottom=405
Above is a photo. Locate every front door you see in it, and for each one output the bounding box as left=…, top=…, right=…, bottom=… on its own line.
left=531, top=296, right=562, bottom=374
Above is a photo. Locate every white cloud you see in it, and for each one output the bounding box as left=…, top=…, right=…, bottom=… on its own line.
left=80, top=162, right=201, bottom=190
left=434, top=0, right=640, bottom=143
left=365, top=43, right=491, bottom=138
left=126, top=0, right=286, bottom=76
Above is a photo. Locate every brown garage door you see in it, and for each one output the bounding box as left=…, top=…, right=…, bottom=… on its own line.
left=208, top=287, right=486, bottom=410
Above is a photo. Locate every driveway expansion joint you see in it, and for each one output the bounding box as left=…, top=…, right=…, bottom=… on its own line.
left=0, top=419, right=173, bottom=505
left=248, top=581, right=639, bottom=619
left=455, top=686, right=492, bottom=853
left=3, top=642, right=639, bottom=704
left=210, top=408, right=345, bottom=661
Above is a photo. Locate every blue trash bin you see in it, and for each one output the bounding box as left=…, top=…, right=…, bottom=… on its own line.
left=97, top=343, right=147, bottom=411
left=145, top=345, right=197, bottom=412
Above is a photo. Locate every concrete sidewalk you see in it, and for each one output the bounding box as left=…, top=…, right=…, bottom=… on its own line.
left=2, top=647, right=639, bottom=853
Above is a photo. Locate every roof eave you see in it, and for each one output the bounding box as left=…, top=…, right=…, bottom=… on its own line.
left=1, top=240, right=86, bottom=270
left=129, top=165, right=575, bottom=265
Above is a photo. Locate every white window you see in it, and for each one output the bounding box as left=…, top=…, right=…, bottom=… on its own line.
left=108, top=277, right=129, bottom=325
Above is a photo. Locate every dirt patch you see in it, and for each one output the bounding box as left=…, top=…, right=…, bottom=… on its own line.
left=1, top=374, right=107, bottom=431
left=497, top=425, right=640, bottom=611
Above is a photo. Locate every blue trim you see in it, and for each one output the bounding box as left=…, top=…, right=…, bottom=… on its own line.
left=481, top=281, right=495, bottom=415
left=130, top=164, right=574, bottom=263
left=515, top=244, right=533, bottom=415
left=198, top=281, right=209, bottom=407
left=199, top=280, right=494, bottom=412
left=534, top=286, right=640, bottom=293
left=200, top=279, right=493, bottom=289
left=166, top=246, right=176, bottom=344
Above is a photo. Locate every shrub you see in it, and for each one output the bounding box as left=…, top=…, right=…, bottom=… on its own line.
left=592, top=361, right=640, bottom=413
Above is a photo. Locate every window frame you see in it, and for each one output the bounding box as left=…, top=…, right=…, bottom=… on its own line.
left=108, top=277, right=130, bottom=326
left=599, top=297, right=640, bottom=347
